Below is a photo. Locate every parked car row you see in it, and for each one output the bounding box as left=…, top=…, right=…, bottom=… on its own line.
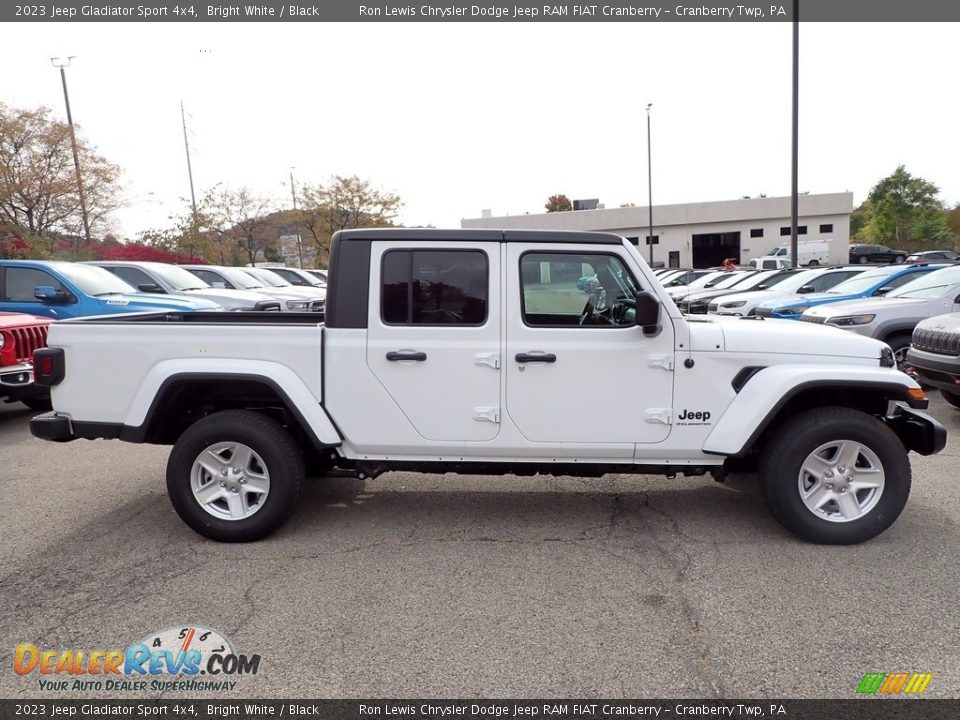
left=0, top=259, right=328, bottom=320
left=660, top=262, right=959, bottom=373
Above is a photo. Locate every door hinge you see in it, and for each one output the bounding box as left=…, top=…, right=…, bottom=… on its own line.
left=473, top=406, right=501, bottom=423
left=644, top=408, right=672, bottom=425
left=647, top=354, right=674, bottom=371
left=474, top=352, right=501, bottom=370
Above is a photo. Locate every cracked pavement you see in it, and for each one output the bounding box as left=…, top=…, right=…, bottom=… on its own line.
left=1, top=396, right=959, bottom=699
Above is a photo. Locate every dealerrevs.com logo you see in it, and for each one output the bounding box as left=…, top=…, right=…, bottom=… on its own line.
left=14, top=625, right=261, bottom=692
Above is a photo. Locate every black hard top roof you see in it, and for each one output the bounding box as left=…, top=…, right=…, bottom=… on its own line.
left=333, top=228, right=625, bottom=245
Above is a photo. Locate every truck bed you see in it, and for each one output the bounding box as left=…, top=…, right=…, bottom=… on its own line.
left=66, top=311, right=324, bottom=325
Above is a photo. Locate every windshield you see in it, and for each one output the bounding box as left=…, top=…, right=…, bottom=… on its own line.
left=245, top=268, right=291, bottom=287
left=887, top=267, right=960, bottom=299
left=54, top=263, right=137, bottom=296
left=712, top=272, right=759, bottom=289
left=735, top=270, right=794, bottom=291
left=215, top=267, right=264, bottom=289
left=149, top=264, right=210, bottom=291
left=826, top=268, right=896, bottom=294
left=684, top=271, right=728, bottom=290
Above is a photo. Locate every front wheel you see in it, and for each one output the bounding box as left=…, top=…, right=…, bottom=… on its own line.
left=759, top=407, right=911, bottom=544
left=894, top=255, right=905, bottom=264
left=166, top=410, right=304, bottom=542
left=858, top=256, right=869, bottom=264
left=807, top=259, right=819, bottom=267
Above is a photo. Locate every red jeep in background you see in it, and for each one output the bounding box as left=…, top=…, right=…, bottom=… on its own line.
left=0, top=312, right=52, bottom=411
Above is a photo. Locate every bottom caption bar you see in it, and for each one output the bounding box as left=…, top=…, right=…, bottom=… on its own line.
left=1, top=700, right=958, bottom=720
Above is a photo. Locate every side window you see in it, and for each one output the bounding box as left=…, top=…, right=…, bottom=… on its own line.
left=112, top=266, right=156, bottom=290
left=381, top=249, right=488, bottom=326
left=5, top=268, right=65, bottom=302
left=521, top=252, right=640, bottom=328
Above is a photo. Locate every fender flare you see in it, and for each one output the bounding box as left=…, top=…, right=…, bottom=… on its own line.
left=122, top=359, right=341, bottom=448
left=702, top=365, right=923, bottom=457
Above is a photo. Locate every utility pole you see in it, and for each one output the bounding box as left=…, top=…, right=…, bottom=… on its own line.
left=181, top=102, right=199, bottom=229
left=289, top=167, right=304, bottom=269
left=790, top=3, right=800, bottom=267
left=646, top=103, right=654, bottom=265
left=51, top=57, right=91, bottom=248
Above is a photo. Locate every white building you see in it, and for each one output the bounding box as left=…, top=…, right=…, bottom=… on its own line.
left=462, top=192, right=853, bottom=268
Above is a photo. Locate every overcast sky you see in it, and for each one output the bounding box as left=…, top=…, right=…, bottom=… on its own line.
left=3, top=21, right=958, bottom=238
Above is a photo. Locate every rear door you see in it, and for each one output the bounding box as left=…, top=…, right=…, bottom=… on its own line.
left=365, top=241, right=502, bottom=442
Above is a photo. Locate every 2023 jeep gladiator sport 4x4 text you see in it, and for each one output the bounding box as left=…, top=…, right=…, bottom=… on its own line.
left=29, top=229, right=946, bottom=544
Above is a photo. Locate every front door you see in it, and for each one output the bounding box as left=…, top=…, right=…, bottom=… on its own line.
left=366, top=241, right=502, bottom=442
left=504, top=245, right=675, bottom=448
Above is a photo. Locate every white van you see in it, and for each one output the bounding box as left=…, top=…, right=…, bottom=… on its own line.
left=765, top=239, right=831, bottom=266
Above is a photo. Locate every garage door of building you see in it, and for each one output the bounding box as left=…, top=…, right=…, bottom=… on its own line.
left=692, top=232, right=741, bottom=268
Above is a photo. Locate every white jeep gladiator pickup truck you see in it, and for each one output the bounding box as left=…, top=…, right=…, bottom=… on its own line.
left=30, top=229, right=946, bottom=544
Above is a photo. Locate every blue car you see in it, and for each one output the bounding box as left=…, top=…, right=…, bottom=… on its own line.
left=0, top=260, right=223, bottom=319
left=754, top=264, right=946, bottom=319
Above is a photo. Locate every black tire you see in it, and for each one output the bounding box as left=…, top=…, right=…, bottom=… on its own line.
left=166, top=410, right=303, bottom=542
left=759, top=406, right=911, bottom=544
left=894, top=255, right=905, bottom=264
left=807, top=259, right=819, bottom=267
left=858, top=256, right=869, bottom=264
left=884, top=333, right=913, bottom=372
left=21, top=395, right=52, bottom=412
left=941, top=389, right=960, bottom=409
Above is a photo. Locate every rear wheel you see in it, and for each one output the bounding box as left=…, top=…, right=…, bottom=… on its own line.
left=894, top=255, right=905, bottom=264
left=166, top=410, right=303, bottom=542
left=759, top=407, right=911, bottom=544
left=807, top=259, right=819, bottom=267
left=941, top=389, right=960, bottom=409
left=858, top=256, right=869, bottom=264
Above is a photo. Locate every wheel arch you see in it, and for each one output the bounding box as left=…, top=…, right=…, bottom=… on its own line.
left=122, top=372, right=341, bottom=452
left=704, top=368, right=926, bottom=458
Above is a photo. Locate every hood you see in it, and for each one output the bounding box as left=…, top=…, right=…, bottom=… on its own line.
left=0, top=311, right=51, bottom=327
left=915, top=311, right=960, bottom=334
left=94, top=293, right=222, bottom=311
left=183, top=287, right=279, bottom=309
left=704, top=315, right=888, bottom=360
left=803, top=296, right=932, bottom=319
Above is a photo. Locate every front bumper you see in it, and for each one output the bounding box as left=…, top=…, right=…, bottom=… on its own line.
left=905, top=347, right=960, bottom=394
left=883, top=404, right=947, bottom=456
left=0, top=362, right=34, bottom=388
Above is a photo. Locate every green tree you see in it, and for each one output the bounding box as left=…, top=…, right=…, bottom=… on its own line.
left=199, top=185, right=276, bottom=265
left=855, top=166, right=953, bottom=250
left=299, top=175, right=401, bottom=265
left=545, top=194, right=572, bottom=212
left=0, top=103, right=122, bottom=256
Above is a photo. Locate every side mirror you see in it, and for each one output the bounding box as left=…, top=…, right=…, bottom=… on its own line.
left=34, top=285, right=71, bottom=304
left=757, top=284, right=769, bottom=290
left=210, top=281, right=227, bottom=289
left=634, top=291, right=661, bottom=334
left=874, top=286, right=894, bottom=296
left=797, top=285, right=815, bottom=294
left=137, top=283, right=164, bottom=294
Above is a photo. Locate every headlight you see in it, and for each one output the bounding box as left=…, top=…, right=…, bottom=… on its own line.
left=721, top=301, right=746, bottom=309
left=778, top=306, right=807, bottom=315
left=286, top=300, right=310, bottom=310
left=827, top=314, right=876, bottom=326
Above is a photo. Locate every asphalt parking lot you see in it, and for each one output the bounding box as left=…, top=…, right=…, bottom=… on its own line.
left=1, top=396, right=959, bottom=700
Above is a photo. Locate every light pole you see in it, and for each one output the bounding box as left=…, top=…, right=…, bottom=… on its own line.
left=790, top=3, right=800, bottom=268
left=646, top=102, right=654, bottom=265
left=51, top=57, right=92, bottom=247
left=289, top=167, right=303, bottom=269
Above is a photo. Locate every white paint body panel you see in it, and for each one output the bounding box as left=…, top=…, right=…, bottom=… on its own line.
left=45, top=238, right=921, bottom=467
